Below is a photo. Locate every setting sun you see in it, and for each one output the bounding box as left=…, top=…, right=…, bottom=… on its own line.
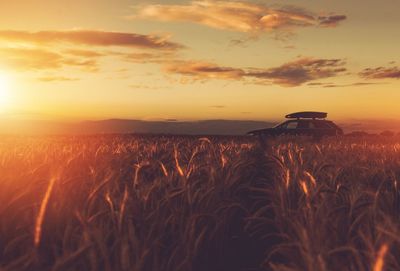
left=0, top=72, right=10, bottom=108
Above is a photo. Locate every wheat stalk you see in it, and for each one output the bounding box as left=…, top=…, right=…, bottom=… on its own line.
left=34, top=175, right=57, bottom=247
left=374, top=244, right=389, bottom=271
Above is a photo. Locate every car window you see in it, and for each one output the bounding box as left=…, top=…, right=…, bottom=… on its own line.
left=276, top=121, right=289, bottom=129
left=274, top=122, right=286, bottom=128
left=285, top=121, right=298, bottom=129
left=297, top=121, right=310, bottom=129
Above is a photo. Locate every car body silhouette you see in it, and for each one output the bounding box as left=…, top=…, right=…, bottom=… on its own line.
left=247, top=111, right=343, bottom=137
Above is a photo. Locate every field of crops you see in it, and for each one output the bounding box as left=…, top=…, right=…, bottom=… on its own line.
left=0, top=134, right=399, bottom=271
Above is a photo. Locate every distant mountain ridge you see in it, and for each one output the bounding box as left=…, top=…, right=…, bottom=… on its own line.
left=77, top=119, right=276, bottom=135
left=0, top=118, right=399, bottom=135
left=0, top=119, right=275, bottom=135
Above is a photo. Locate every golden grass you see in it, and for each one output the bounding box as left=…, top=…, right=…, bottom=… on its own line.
left=374, top=244, right=389, bottom=271
left=0, top=135, right=399, bottom=271
left=34, top=175, right=57, bottom=248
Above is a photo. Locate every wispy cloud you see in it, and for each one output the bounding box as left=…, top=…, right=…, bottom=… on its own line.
left=246, top=58, right=346, bottom=87
left=165, top=61, right=245, bottom=80
left=0, top=29, right=184, bottom=73
left=0, top=48, right=64, bottom=70
left=318, top=15, right=347, bottom=27
left=0, top=30, right=184, bottom=50
left=0, top=48, right=99, bottom=71
left=121, top=51, right=177, bottom=64
left=38, top=76, right=79, bottom=82
left=359, top=66, right=400, bottom=79
left=63, top=49, right=104, bottom=58
left=165, top=57, right=346, bottom=87
left=308, top=82, right=382, bottom=88
left=135, top=1, right=346, bottom=34
left=129, top=84, right=164, bottom=90
left=210, top=105, right=226, bottom=108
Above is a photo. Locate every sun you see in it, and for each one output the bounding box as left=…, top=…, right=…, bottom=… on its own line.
left=0, top=73, right=10, bottom=108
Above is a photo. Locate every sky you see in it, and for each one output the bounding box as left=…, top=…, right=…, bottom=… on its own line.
left=0, top=0, right=399, bottom=122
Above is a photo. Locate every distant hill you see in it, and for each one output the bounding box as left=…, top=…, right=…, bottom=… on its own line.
left=79, top=119, right=275, bottom=135
left=1, top=118, right=399, bottom=135
left=0, top=119, right=275, bottom=135
left=338, top=119, right=400, bottom=134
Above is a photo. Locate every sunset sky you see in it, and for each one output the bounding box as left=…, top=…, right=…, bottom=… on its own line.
left=0, top=0, right=399, bottom=122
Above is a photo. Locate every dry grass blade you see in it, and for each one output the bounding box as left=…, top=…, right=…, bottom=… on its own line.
left=300, top=181, right=309, bottom=197
left=159, top=161, right=169, bottom=177
left=174, top=147, right=185, bottom=177
left=373, top=244, right=389, bottom=271
left=34, top=175, right=57, bottom=248
left=118, top=186, right=129, bottom=230
left=303, top=171, right=316, bottom=187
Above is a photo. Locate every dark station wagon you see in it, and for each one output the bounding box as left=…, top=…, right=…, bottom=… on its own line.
left=247, top=111, right=343, bottom=138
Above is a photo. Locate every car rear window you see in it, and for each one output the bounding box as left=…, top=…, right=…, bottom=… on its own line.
left=285, top=121, right=298, bottom=129
left=325, top=121, right=339, bottom=128
left=297, top=120, right=310, bottom=129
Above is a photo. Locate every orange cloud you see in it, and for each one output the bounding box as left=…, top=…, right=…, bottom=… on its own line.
left=0, top=48, right=65, bottom=70
left=0, top=29, right=184, bottom=72
left=63, top=49, right=104, bottom=58
left=0, top=30, right=183, bottom=50
left=308, top=82, right=381, bottom=88
left=359, top=66, right=400, bottom=79
left=165, top=58, right=346, bottom=87
left=38, top=76, right=79, bottom=82
left=0, top=48, right=98, bottom=71
left=136, top=1, right=346, bottom=33
left=165, top=61, right=245, bottom=80
left=210, top=105, right=226, bottom=109
left=318, top=15, right=347, bottom=27
left=246, top=58, right=347, bottom=87
left=121, top=51, right=177, bottom=64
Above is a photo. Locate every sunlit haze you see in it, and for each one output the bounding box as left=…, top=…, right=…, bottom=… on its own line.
left=0, top=72, right=11, bottom=109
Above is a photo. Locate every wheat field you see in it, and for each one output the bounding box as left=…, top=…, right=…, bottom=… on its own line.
left=0, top=135, right=399, bottom=271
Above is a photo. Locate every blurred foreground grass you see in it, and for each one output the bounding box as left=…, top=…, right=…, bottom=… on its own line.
left=0, top=135, right=399, bottom=271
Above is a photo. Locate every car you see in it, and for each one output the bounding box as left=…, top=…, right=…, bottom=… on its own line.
left=247, top=111, right=343, bottom=138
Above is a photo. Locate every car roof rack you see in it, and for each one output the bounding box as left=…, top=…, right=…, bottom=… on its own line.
left=285, top=111, right=327, bottom=119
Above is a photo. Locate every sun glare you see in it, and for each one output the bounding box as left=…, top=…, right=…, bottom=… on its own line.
left=0, top=73, right=10, bottom=108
